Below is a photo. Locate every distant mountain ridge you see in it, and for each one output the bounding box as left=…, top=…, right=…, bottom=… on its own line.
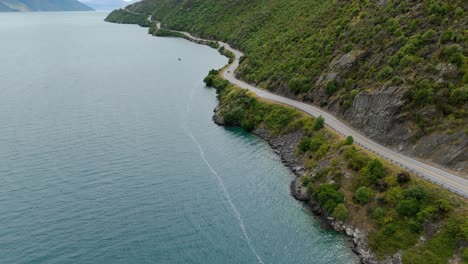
left=0, top=0, right=93, bottom=12
left=79, top=0, right=138, bottom=11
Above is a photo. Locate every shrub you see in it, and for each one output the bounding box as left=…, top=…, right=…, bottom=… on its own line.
left=355, top=186, right=374, bottom=204
left=372, top=207, right=385, bottom=221
left=344, top=147, right=369, bottom=171
left=442, top=44, right=464, bottom=67
left=332, top=203, right=349, bottom=221
left=343, top=43, right=352, bottom=53
left=289, top=77, right=311, bottom=94
left=402, top=216, right=467, bottom=263
left=378, top=66, right=395, bottom=81
left=316, top=143, right=329, bottom=160
left=385, top=187, right=404, bottom=206
left=203, top=69, right=219, bottom=86
left=313, top=116, right=325, bottom=131
left=404, top=186, right=427, bottom=201
left=454, top=6, right=464, bottom=17
left=408, top=219, right=422, bottom=234
left=298, top=137, right=312, bottom=152
left=388, top=54, right=401, bottom=67
left=416, top=205, right=438, bottom=222
left=343, top=136, right=354, bottom=145
left=384, top=176, right=398, bottom=187
left=399, top=55, right=421, bottom=68
left=240, top=117, right=256, bottom=131
left=397, top=172, right=411, bottom=184
left=440, top=30, right=454, bottom=44
left=301, top=175, right=312, bottom=186
left=343, top=99, right=351, bottom=109
left=223, top=106, right=245, bottom=125
left=361, top=159, right=386, bottom=184
left=397, top=199, right=421, bottom=217
left=264, top=107, right=297, bottom=134
left=422, top=29, right=435, bottom=43
left=325, top=81, right=338, bottom=95
left=436, top=199, right=451, bottom=213
left=315, top=184, right=344, bottom=213
left=450, top=87, right=468, bottom=105
left=309, top=133, right=326, bottom=152
left=386, top=18, right=400, bottom=33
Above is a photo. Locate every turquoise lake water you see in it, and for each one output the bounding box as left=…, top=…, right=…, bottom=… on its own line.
left=0, top=11, right=359, bottom=264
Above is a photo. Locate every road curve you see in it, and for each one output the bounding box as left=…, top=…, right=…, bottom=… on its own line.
left=146, top=16, right=468, bottom=198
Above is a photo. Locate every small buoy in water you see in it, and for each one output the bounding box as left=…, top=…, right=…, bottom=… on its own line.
left=178, top=58, right=181, bottom=61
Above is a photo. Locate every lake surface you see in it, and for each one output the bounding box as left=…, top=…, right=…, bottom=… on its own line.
left=0, top=12, right=359, bottom=264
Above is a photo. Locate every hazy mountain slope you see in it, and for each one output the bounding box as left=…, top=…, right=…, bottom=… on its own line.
left=110, top=0, right=467, bottom=172
left=0, top=0, right=93, bottom=12
left=0, top=2, right=16, bottom=11
left=79, top=0, right=137, bottom=10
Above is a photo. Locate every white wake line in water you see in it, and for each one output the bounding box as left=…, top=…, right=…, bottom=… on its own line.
left=186, top=131, right=265, bottom=264
left=183, top=85, right=264, bottom=264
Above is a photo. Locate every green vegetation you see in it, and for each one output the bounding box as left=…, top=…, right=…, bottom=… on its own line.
left=203, top=68, right=467, bottom=263
left=332, top=203, right=349, bottom=221
left=343, top=136, right=354, bottom=145
left=105, top=9, right=150, bottom=27
left=153, top=28, right=186, bottom=38
left=109, top=1, right=468, bottom=262
left=355, top=186, right=374, bottom=204
left=120, top=0, right=467, bottom=136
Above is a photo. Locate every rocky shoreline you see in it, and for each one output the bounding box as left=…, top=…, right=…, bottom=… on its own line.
left=213, top=107, right=401, bottom=264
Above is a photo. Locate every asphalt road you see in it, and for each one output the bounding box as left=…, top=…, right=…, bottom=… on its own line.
left=149, top=15, right=468, bottom=198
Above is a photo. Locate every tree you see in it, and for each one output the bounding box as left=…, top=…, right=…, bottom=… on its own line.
left=313, top=116, right=325, bottom=131
left=332, top=203, right=349, bottom=221
left=355, top=186, right=374, bottom=204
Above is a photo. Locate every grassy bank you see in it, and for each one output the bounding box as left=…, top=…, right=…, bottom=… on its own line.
left=204, top=69, right=467, bottom=263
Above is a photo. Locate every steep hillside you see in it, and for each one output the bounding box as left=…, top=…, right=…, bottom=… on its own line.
left=105, top=8, right=150, bottom=27
left=109, top=0, right=467, bottom=173
left=0, top=0, right=93, bottom=12
left=205, top=69, right=467, bottom=264
left=0, top=2, right=16, bottom=11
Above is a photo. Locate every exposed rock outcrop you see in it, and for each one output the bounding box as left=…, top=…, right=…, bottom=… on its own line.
left=214, top=108, right=401, bottom=264
left=305, top=81, right=467, bottom=176
left=342, top=86, right=410, bottom=145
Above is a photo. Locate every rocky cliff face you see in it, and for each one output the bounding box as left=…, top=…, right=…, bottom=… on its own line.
left=303, top=50, right=467, bottom=176
left=342, top=86, right=409, bottom=145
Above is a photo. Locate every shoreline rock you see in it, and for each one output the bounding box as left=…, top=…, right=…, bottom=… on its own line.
left=213, top=109, right=401, bottom=264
